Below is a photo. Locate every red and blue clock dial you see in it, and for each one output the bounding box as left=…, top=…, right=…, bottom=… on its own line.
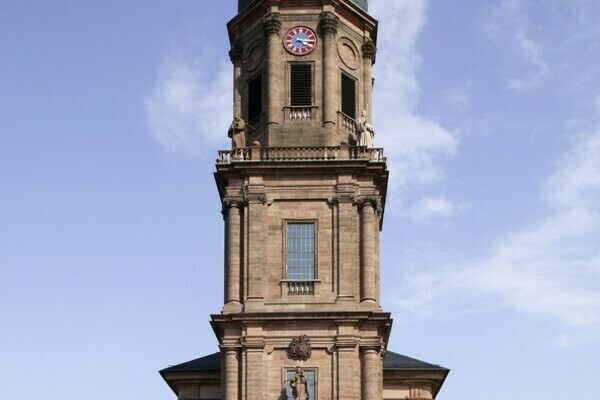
left=284, top=27, right=317, bottom=55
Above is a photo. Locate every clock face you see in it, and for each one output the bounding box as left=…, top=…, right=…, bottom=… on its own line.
left=284, top=26, right=317, bottom=55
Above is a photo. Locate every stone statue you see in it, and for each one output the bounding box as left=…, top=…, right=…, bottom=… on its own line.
left=228, top=116, right=246, bottom=148
left=290, top=367, right=308, bottom=400
left=355, top=109, right=374, bottom=147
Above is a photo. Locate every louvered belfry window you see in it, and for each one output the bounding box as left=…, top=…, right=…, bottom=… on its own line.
left=247, top=74, right=262, bottom=122
left=290, top=63, right=313, bottom=106
left=341, top=72, right=356, bottom=119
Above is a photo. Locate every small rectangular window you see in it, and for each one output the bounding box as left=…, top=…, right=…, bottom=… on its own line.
left=290, top=64, right=313, bottom=106
left=286, top=222, right=315, bottom=280
left=341, top=72, right=356, bottom=119
left=248, top=74, right=262, bottom=122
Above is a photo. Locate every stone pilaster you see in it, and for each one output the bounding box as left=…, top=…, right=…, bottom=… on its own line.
left=319, top=12, right=339, bottom=128
left=332, top=192, right=358, bottom=301
left=222, top=197, right=245, bottom=311
left=229, top=40, right=244, bottom=119
left=242, top=337, right=266, bottom=400
left=361, top=346, right=382, bottom=400
left=221, top=346, right=239, bottom=400
left=262, top=12, right=282, bottom=127
left=356, top=196, right=379, bottom=305
left=245, top=189, right=267, bottom=307
left=335, top=335, right=360, bottom=400
left=362, top=39, right=376, bottom=120
left=408, top=381, right=435, bottom=400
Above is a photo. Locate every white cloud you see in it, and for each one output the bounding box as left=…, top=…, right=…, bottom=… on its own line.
left=544, top=131, right=600, bottom=209
left=144, top=50, right=232, bottom=156
left=443, top=84, right=472, bottom=114
left=392, top=130, right=600, bottom=340
left=486, top=0, right=550, bottom=90
left=406, top=196, right=469, bottom=223
left=370, top=0, right=459, bottom=217
left=508, top=33, right=549, bottom=90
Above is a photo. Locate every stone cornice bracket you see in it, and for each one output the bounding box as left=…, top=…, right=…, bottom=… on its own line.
left=319, top=11, right=339, bottom=34
left=330, top=193, right=356, bottom=205
left=334, top=335, right=359, bottom=350
left=220, top=341, right=241, bottom=352
left=326, top=344, right=337, bottom=355
left=228, top=40, right=244, bottom=64
left=355, top=195, right=380, bottom=210
left=362, top=38, right=377, bottom=64
left=244, top=191, right=267, bottom=205
left=240, top=336, right=266, bottom=350
left=262, top=12, right=282, bottom=35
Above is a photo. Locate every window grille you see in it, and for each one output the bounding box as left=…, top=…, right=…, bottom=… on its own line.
left=290, top=64, right=313, bottom=106
left=341, top=72, right=356, bottom=119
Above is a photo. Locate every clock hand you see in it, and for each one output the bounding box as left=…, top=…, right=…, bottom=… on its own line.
left=296, top=38, right=315, bottom=45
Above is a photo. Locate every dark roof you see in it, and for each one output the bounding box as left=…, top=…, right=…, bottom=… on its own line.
left=383, top=350, right=449, bottom=371
left=238, top=0, right=368, bottom=12
left=160, top=350, right=446, bottom=373
left=160, top=352, right=221, bottom=373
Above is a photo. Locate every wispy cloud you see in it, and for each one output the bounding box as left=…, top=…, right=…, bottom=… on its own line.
left=406, top=196, right=469, bottom=223
left=443, top=84, right=472, bottom=115
left=392, top=129, right=600, bottom=342
left=371, top=0, right=458, bottom=219
left=144, top=50, right=231, bottom=157
left=485, top=0, right=550, bottom=90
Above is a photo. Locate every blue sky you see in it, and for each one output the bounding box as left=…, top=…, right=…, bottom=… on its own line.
left=1, top=1, right=599, bottom=399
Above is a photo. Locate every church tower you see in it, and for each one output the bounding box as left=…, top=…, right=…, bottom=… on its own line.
left=160, top=1, right=449, bottom=399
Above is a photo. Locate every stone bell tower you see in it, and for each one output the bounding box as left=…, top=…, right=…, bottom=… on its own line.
left=228, top=0, right=376, bottom=147
left=160, top=1, right=449, bottom=399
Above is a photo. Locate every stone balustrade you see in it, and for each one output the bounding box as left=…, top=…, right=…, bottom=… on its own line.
left=262, top=146, right=339, bottom=161
left=217, top=146, right=385, bottom=164
left=284, top=106, right=317, bottom=121
left=286, top=280, right=315, bottom=295
left=338, top=111, right=357, bottom=135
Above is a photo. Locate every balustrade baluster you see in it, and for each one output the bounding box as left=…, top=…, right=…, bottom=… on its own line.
left=217, top=146, right=382, bottom=163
